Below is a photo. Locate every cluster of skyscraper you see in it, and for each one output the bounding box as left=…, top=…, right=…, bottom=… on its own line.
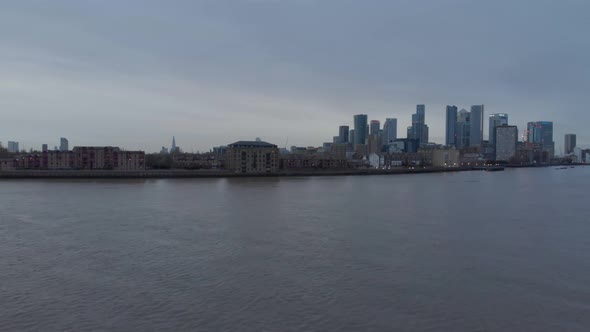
left=446, top=106, right=560, bottom=161
left=330, top=105, right=433, bottom=156
left=407, top=105, right=429, bottom=147
left=3, top=138, right=68, bottom=154
left=328, top=103, right=568, bottom=163
left=445, top=105, right=486, bottom=149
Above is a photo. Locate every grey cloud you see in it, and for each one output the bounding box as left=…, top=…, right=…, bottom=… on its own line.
left=1, top=0, right=589, bottom=151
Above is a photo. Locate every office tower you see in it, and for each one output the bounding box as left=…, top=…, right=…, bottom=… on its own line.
left=339, top=126, right=349, bottom=143
left=349, top=129, right=356, bottom=146
left=527, top=121, right=554, bottom=157
left=7, top=141, right=19, bottom=153
left=60, top=137, right=69, bottom=152
left=565, top=134, right=577, bottom=154
left=370, top=120, right=381, bottom=136
left=445, top=106, right=458, bottom=147
left=42, top=144, right=48, bottom=152
left=416, top=104, right=425, bottom=120
left=469, top=105, right=484, bottom=147
left=383, top=118, right=398, bottom=145
left=456, top=109, right=471, bottom=149
left=368, top=134, right=382, bottom=154
left=353, top=114, right=368, bottom=145
left=170, top=136, right=179, bottom=153
left=489, top=113, right=509, bottom=146
left=495, top=125, right=518, bottom=161
left=408, top=104, right=429, bottom=146
left=527, top=122, right=554, bottom=145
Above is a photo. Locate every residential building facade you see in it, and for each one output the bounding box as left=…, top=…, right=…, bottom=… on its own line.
left=226, top=141, right=279, bottom=173
left=495, top=125, right=518, bottom=161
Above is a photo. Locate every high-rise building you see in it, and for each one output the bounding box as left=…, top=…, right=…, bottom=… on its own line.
left=495, top=125, right=518, bottom=161
left=370, top=120, right=381, bottom=136
left=456, top=109, right=471, bottom=149
left=349, top=129, right=356, bottom=146
left=382, top=118, right=398, bottom=145
left=60, top=137, right=69, bottom=152
left=7, top=141, right=19, bottom=153
left=339, top=126, right=350, bottom=143
left=488, top=113, right=509, bottom=146
left=445, top=106, right=458, bottom=147
left=171, top=136, right=179, bottom=153
left=527, top=122, right=551, bottom=144
left=353, top=114, right=368, bottom=145
left=469, top=105, right=484, bottom=147
left=42, top=144, right=48, bottom=152
left=565, top=134, right=577, bottom=154
left=408, top=104, right=429, bottom=146
left=368, top=134, right=382, bottom=154
left=527, top=121, right=554, bottom=157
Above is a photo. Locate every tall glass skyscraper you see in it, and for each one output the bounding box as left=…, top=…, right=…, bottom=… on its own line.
left=60, top=137, right=69, bottom=152
left=488, top=113, right=509, bottom=146
left=338, top=125, right=349, bottom=143
left=370, top=120, right=381, bottom=136
left=527, top=121, right=554, bottom=157
left=353, top=114, right=368, bottom=145
left=383, top=118, right=397, bottom=145
left=445, top=106, right=458, bottom=147
left=408, top=104, right=428, bottom=146
left=469, top=105, right=484, bottom=147
left=456, top=109, right=471, bottom=149
left=565, top=134, right=577, bottom=154
left=527, top=121, right=553, bottom=145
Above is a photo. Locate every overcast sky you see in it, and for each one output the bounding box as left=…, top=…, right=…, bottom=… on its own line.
left=1, top=0, right=589, bottom=152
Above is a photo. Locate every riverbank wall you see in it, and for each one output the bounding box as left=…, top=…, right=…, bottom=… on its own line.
left=0, top=167, right=475, bottom=179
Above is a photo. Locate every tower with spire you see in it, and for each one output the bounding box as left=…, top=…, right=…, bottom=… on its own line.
left=171, top=136, right=178, bottom=153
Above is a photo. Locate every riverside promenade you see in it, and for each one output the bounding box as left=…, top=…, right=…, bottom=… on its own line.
left=0, top=167, right=476, bottom=179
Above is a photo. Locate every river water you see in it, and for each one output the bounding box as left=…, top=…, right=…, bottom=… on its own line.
left=1, top=168, right=589, bottom=331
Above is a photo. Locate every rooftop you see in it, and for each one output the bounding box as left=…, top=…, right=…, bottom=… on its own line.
left=228, top=141, right=277, bottom=148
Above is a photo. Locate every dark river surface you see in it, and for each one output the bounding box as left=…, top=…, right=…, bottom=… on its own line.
left=1, top=167, right=589, bottom=331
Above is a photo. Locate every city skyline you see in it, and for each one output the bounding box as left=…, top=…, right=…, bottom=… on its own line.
left=1, top=1, right=589, bottom=152
left=0, top=104, right=582, bottom=154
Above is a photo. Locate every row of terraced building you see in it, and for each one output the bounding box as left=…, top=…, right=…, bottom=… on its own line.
left=1, top=146, right=145, bottom=170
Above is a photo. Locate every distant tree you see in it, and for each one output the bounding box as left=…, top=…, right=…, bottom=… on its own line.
left=145, top=153, right=173, bottom=169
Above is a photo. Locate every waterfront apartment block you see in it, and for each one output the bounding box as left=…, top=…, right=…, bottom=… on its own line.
left=73, top=146, right=119, bottom=169
left=0, top=158, right=15, bottom=170
left=117, top=150, right=147, bottom=170
left=226, top=141, right=279, bottom=173
left=280, top=154, right=348, bottom=169
left=72, top=147, right=145, bottom=170
left=46, top=150, right=74, bottom=169
left=6, top=147, right=145, bottom=170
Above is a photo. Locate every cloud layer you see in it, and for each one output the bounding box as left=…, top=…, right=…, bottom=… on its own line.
left=1, top=0, right=589, bottom=152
